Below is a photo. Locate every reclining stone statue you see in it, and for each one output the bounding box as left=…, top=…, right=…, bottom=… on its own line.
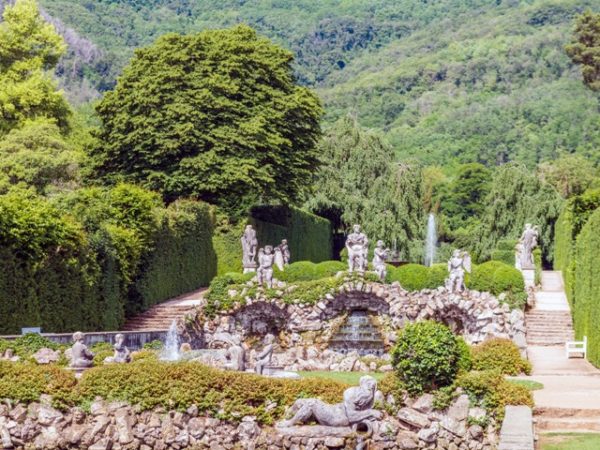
left=277, top=375, right=382, bottom=428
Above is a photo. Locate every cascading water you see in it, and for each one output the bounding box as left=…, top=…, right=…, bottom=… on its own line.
left=161, top=320, right=181, bottom=361
left=424, top=213, right=437, bottom=267
left=328, top=310, right=385, bottom=356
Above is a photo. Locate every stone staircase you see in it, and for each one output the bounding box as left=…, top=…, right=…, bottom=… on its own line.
left=535, top=407, right=600, bottom=433
left=122, top=288, right=205, bottom=331
left=525, top=310, right=574, bottom=346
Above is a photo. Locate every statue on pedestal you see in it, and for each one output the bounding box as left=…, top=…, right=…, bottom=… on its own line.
left=254, top=334, right=275, bottom=375
left=516, top=223, right=539, bottom=270
left=241, top=225, right=258, bottom=273
left=346, top=224, right=369, bottom=273
left=445, top=250, right=471, bottom=293
left=70, top=332, right=94, bottom=368
left=257, top=246, right=275, bottom=288
left=372, top=240, right=389, bottom=282
left=277, top=375, right=382, bottom=428
left=104, top=333, right=131, bottom=364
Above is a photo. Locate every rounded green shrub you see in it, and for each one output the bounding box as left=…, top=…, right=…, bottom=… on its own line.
left=275, top=261, right=318, bottom=282
left=314, top=260, right=347, bottom=278
left=468, top=261, right=524, bottom=295
left=427, top=264, right=448, bottom=289
left=391, top=321, right=462, bottom=395
left=391, top=264, right=429, bottom=291
left=456, top=336, right=473, bottom=373
left=472, top=338, right=531, bottom=375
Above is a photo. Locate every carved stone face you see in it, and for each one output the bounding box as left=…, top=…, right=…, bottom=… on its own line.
left=264, top=246, right=273, bottom=255
left=73, top=332, right=84, bottom=343
left=72, top=408, right=85, bottom=424
left=115, top=334, right=124, bottom=346
left=359, top=375, right=377, bottom=393
left=376, top=240, right=384, bottom=248
left=353, top=224, right=361, bottom=233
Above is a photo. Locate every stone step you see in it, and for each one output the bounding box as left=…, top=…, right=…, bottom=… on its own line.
left=536, top=418, right=600, bottom=432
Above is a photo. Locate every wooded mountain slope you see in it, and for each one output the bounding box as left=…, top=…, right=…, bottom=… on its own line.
left=35, top=0, right=600, bottom=166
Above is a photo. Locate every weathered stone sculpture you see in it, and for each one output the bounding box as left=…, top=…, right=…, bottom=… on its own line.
left=372, top=240, right=389, bottom=282
left=64, top=408, right=87, bottom=446
left=277, top=375, right=382, bottom=428
left=254, top=334, right=275, bottom=375
left=224, top=336, right=246, bottom=372
left=241, top=224, right=258, bottom=273
left=257, top=246, right=275, bottom=288
left=346, top=224, right=369, bottom=273
left=278, top=239, right=290, bottom=266
left=516, top=223, right=539, bottom=270
left=70, top=332, right=94, bottom=368
left=446, top=250, right=471, bottom=293
left=104, top=333, right=131, bottom=364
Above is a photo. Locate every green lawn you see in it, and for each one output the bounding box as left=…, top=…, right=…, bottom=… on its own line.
left=298, top=371, right=386, bottom=385
left=540, top=433, right=600, bottom=450
left=506, top=378, right=544, bottom=391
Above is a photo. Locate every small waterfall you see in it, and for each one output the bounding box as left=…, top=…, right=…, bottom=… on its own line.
left=424, top=213, right=437, bottom=267
left=328, top=310, right=385, bottom=356
left=161, top=320, right=181, bottom=361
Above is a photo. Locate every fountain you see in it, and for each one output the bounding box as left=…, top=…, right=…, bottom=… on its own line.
left=424, top=213, right=437, bottom=267
left=160, top=320, right=181, bottom=361
left=328, top=310, right=385, bottom=356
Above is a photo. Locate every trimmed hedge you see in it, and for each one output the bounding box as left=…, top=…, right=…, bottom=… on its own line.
left=491, top=239, right=516, bottom=266
left=0, top=186, right=217, bottom=334
left=468, top=261, right=524, bottom=295
left=250, top=205, right=333, bottom=263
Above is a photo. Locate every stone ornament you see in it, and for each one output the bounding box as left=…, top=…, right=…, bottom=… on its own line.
left=257, top=246, right=275, bottom=288
left=70, top=332, right=94, bottom=368
left=446, top=250, right=471, bottom=293
left=241, top=224, right=258, bottom=273
left=278, top=239, right=290, bottom=266
left=346, top=224, right=369, bottom=273
left=254, top=333, right=275, bottom=375
left=104, top=333, right=131, bottom=364
left=277, top=375, right=382, bottom=428
left=516, top=223, right=539, bottom=270
left=372, top=240, right=389, bottom=282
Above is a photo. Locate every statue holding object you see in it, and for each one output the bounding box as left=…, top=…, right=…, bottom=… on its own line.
left=446, top=250, right=471, bottom=293
left=104, top=333, right=131, bottom=364
left=70, top=332, right=94, bottom=368
left=257, top=246, right=276, bottom=288
left=346, top=224, right=369, bottom=273
left=372, top=240, right=389, bottom=282
left=254, top=334, right=275, bottom=375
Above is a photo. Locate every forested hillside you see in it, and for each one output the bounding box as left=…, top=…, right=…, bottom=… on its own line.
left=23, top=0, right=599, bottom=167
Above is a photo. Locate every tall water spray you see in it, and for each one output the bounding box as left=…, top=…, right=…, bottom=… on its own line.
left=161, top=320, right=181, bottom=361
left=424, top=213, right=437, bottom=267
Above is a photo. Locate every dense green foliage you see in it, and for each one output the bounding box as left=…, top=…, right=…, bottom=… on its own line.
left=90, top=25, right=323, bottom=212
left=391, top=321, right=464, bottom=395
left=469, top=261, right=525, bottom=296
left=250, top=205, right=333, bottom=263
left=571, top=208, right=600, bottom=366
left=566, top=10, right=600, bottom=91
left=306, top=116, right=424, bottom=261
left=472, top=338, right=532, bottom=376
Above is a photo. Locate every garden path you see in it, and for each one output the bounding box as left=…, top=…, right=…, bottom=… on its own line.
left=522, top=271, right=600, bottom=433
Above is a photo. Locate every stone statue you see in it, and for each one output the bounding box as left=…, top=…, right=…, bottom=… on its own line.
left=445, top=250, right=471, bottom=293
left=278, top=239, right=291, bottom=266
left=277, top=375, right=382, bottom=428
left=517, top=223, right=539, bottom=270
left=103, top=334, right=131, bottom=364
left=70, top=332, right=94, bottom=368
left=254, top=334, right=275, bottom=375
left=224, top=336, right=246, bottom=372
left=241, top=225, right=258, bottom=273
left=372, top=240, right=389, bottom=282
left=257, top=246, right=275, bottom=288
left=346, top=224, right=369, bottom=273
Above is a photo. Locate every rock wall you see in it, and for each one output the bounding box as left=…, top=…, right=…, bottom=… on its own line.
left=0, top=395, right=500, bottom=450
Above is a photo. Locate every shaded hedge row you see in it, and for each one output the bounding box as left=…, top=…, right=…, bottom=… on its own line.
left=0, top=186, right=217, bottom=334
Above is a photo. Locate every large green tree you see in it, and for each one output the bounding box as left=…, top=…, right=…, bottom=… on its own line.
left=566, top=10, right=600, bottom=91
left=306, top=116, right=424, bottom=260
left=474, top=164, right=564, bottom=263
left=90, top=25, right=323, bottom=211
left=0, top=0, right=70, bottom=135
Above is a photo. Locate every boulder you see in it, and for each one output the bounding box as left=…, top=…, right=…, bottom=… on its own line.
left=397, top=408, right=430, bottom=429
left=324, top=437, right=345, bottom=448
left=32, top=348, right=61, bottom=365
left=417, top=422, right=439, bottom=443
left=411, top=394, right=434, bottom=414
left=448, top=395, right=470, bottom=422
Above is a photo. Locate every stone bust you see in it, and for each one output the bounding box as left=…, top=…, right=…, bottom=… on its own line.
left=277, top=375, right=382, bottom=428
left=70, top=332, right=94, bottom=368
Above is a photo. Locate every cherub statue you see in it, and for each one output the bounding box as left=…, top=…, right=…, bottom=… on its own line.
left=254, top=334, right=275, bottom=375
left=445, top=250, right=471, bottom=293
left=278, top=239, right=291, bottom=266
left=257, top=246, right=275, bottom=288
left=346, top=224, right=369, bottom=273
left=372, top=240, right=389, bottom=282
left=104, top=334, right=131, bottom=364
left=70, top=332, right=94, bottom=368
left=241, top=225, right=258, bottom=272
left=277, top=375, right=383, bottom=428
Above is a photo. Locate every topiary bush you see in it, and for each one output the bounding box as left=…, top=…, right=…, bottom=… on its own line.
left=391, top=321, right=463, bottom=395
left=314, top=260, right=347, bottom=278
left=275, top=261, right=318, bottom=282
left=468, top=261, right=524, bottom=295
left=472, top=338, right=531, bottom=375
left=389, top=264, right=429, bottom=291
left=427, top=264, right=448, bottom=289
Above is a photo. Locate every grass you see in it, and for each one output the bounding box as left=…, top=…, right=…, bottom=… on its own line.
left=506, top=378, right=544, bottom=391
left=540, top=433, right=600, bottom=450
left=298, top=371, right=386, bottom=385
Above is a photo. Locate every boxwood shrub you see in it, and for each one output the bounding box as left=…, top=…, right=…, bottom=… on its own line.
left=468, top=261, right=524, bottom=295
left=472, top=338, right=531, bottom=375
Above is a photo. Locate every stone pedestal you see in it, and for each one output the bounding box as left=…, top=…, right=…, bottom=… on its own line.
left=243, top=263, right=257, bottom=274
left=521, top=269, right=535, bottom=289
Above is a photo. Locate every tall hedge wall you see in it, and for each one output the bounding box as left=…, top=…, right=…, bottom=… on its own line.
left=572, top=208, right=600, bottom=367
left=249, top=205, right=333, bottom=263
left=0, top=187, right=217, bottom=334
